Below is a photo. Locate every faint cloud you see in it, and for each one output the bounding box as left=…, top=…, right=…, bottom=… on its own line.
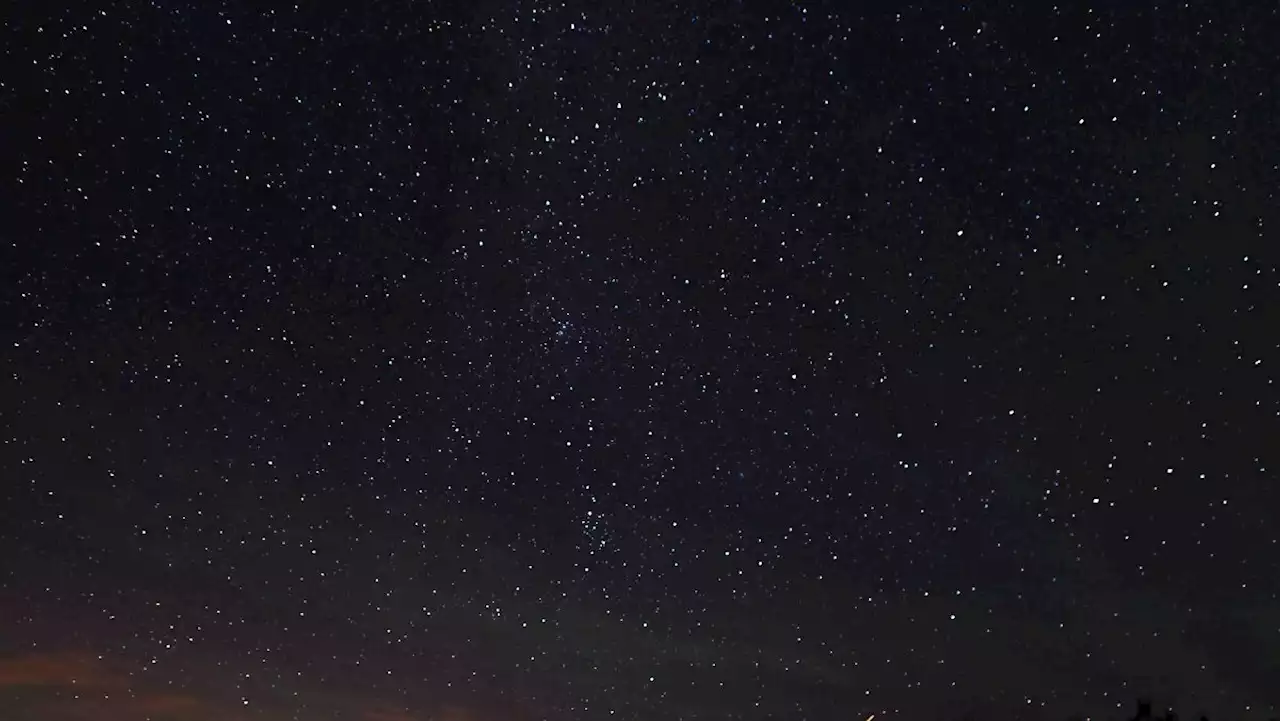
left=0, top=651, right=123, bottom=688
left=0, top=650, right=500, bottom=721
left=0, top=650, right=231, bottom=721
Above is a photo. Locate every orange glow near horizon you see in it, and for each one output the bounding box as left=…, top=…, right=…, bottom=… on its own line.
left=0, top=650, right=491, bottom=721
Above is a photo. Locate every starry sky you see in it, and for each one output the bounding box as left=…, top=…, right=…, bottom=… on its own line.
left=1, top=2, right=1278, bottom=720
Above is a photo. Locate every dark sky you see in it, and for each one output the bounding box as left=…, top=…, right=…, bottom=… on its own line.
left=1, top=2, right=1277, bottom=720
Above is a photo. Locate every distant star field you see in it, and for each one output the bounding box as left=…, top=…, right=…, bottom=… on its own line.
left=2, top=2, right=1278, bottom=720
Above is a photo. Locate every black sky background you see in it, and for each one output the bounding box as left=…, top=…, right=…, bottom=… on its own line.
left=1, top=2, right=1278, bottom=720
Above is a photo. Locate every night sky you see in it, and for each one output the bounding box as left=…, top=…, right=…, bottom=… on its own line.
left=2, top=2, right=1278, bottom=720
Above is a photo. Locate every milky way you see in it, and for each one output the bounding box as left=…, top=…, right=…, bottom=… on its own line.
left=2, top=2, right=1277, bottom=721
